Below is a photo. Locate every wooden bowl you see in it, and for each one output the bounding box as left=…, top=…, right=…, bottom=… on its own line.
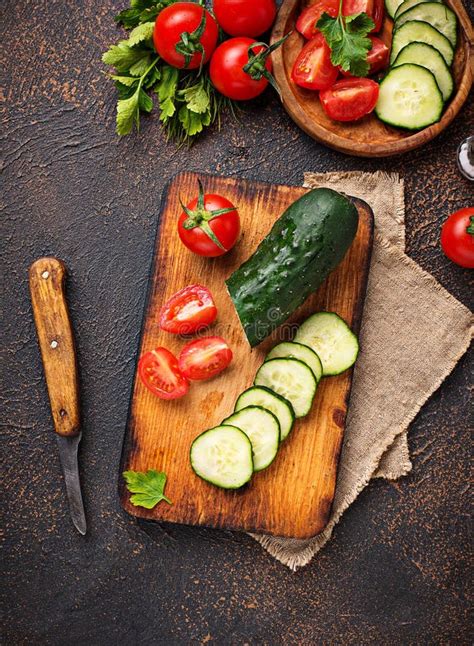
left=271, top=0, right=473, bottom=157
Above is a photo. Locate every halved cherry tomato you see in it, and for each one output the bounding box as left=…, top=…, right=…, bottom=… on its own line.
left=296, top=0, right=340, bottom=39
left=159, top=285, right=217, bottom=335
left=343, top=0, right=383, bottom=33
left=213, top=0, right=277, bottom=37
left=138, top=348, right=189, bottom=400
left=291, top=33, right=339, bottom=91
left=178, top=337, right=233, bottom=381
left=153, top=2, right=219, bottom=70
left=209, top=37, right=274, bottom=101
left=320, top=77, right=379, bottom=121
left=441, top=207, right=474, bottom=268
left=178, top=181, right=240, bottom=257
left=340, top=35, right=389, bottom=76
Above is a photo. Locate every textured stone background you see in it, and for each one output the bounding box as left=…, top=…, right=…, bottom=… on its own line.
left=2, top=1, right=473, bottom=644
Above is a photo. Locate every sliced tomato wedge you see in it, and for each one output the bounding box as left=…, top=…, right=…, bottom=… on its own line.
left=159, top=285, right=217, bottom=335
left=138, top=348, right=189, bottom=400
left=291, top=33, right=339, bottom=91
left=340, top=35, right=389, bottom=76
left=372, top=0, right=384, bottom=33
left=342, top=0, right=383, bottom=32
left=178, top=337, right=233, bottom=381
left=296, top=0, right=339, bottom=39
left=320, top=77, right=379, bottom=121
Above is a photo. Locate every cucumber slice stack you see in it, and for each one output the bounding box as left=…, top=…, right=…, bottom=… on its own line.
left=378, top=1, right=458, bottom=130
left=190, top=311, right=360, bottom=489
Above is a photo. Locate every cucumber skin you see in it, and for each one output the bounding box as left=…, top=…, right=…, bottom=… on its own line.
left=226, top=188, right=359, bottom=347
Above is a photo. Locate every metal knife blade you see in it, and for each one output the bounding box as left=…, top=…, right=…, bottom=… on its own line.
left=29, top=257, right=87, bottom=535
left=56, top=434, right=87, bottom=535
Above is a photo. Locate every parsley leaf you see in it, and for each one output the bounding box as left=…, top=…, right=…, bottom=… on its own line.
left=179, top=78, right=210, bottom=114
left=102, top=42, right=151, bottom=73
left=155, top=65, right=179, bottom=120
left=317, top=10, right=374, bottom=77
left=123, top=469, right=172, bottom=509
left=115, top=0, right=169, bottom=30
left=127, top=21, right=155, bottom=47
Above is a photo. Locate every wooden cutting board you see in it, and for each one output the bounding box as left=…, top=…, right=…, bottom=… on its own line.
left=120, top=172, right=373, bottom=539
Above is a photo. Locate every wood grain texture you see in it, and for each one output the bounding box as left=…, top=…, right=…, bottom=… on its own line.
left=120, top=172, right=373, bottom=539
left=271, top=0, right=474, bottom=157
left=29, top=258, right=80, bottom=438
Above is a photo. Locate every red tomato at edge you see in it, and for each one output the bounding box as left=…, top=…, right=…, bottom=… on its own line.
left=296, top=0, right=340, bottom=39
left=153, top=2, right=219, bottom=69
left=159, top=285, right=218, bottom=335
left=209, top=38, right=273, bottom=101
left=213, top=0, right=277, bottom=37
left=178, top=192, right=240, bottom=257
left=291, top=33, right=339, bottom=91
left=138, top=348, right=189, bottom=400
left=441, top=207, right=474, bottom=268
left=320, top=77, right=379, bottom=121
left=178, top=337, right=233, bottom=381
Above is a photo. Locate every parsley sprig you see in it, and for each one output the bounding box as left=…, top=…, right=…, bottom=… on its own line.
left=102, top=0, right=236, bottom=142
left=123, top=469, right=172, bottom=509
left=317, top=0, right=375, bottom=77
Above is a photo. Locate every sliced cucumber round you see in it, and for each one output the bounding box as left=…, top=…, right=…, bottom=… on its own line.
left=295, top=312, right=359, bottom=376
left=390, top=20, right=454, bottom=66
left=385, top=0, right=408, bottom=19
left=394, top=0, right=443, bottom=20
left=266, top=341, right=323, bottom=382
left=394, top=3, right=457, bottom=47
left=254, top=358, right=317, bottom=418
left=190, top=425, right=253, bottom=489
left=375, top=64, right=444, bottom=130
left=224, top=406, right=280, bottom=472
left=235, top=386, right=295, bottom=441
left=393, top=42, right=454, bottom=101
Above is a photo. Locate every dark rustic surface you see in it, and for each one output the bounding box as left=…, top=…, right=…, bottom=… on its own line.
left=2, top=1, right=473, bottom=644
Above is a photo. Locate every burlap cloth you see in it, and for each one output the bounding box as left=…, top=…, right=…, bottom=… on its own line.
left=250, top=171, right=473, bottom=570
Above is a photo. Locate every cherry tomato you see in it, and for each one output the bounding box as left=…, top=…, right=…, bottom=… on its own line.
left=440, top=207, right=474, bottom=268
left=340, top=35, right=389, bottom=76
left=178, top=181, right=240, bottom=257
left=178, top=337, right=233, bottom=381
left=213, top=0, right=277, bottom=37
left=291, top=33, right=339, bottom=91
left=138, top=348, right=189, bottom=400
left=153, top=2, right=219, bottom=69
left=209, top=37, right=273, bottom=101
left=320, top=77, right=379, bottom=121
left=296, top=0, right=340, bottom=39
left=343, top=0, right=382, bottom=32
left=159, top=285, right=217, bottom=335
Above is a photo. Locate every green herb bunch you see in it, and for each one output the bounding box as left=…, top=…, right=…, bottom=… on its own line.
left=102, top=0, right=234, bottom=142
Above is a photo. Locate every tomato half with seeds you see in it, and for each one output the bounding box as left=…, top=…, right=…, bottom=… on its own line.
left=291, top=33, right=338, bottom=91
left=320, top=77, right=379, bottom=121
left=138, top=348, right=189, bottom=400
left=342, top=0, right=383, bottom=33
left=340, top=35, right=389, bottom=76
left=153, top=2, right=219, bottom=69
left=296, top=0, right=340, bottom=39
left=441, top=207, right=474, bottom=268
left=213, top=0, right=277, bottom=37
left=159, top=285, right=217, bottom=335
left=178, top=180, right=240, bottom=257
left=178, top=337, right=233, bottom=381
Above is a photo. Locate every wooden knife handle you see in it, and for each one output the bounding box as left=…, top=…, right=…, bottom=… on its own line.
left=29, top=258, right=81, bottom=438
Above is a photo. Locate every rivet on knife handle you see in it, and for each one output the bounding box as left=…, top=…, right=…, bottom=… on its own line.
left=29, top=257, right=80, bottom=438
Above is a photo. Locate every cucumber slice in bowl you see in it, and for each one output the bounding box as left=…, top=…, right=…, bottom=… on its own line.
left=254, top=358, right=317, bottom=418
left=235, top=386, right=295, bottom=441
left=190, top=425, right=253, bottom=489
left=224, top=406, right=280, bottom=471
left=392, top=42, right=454, bottom=102
left=395, top=0, right=443, bottom=20
left=394, top=3, right=457, bottom=47
left=375, top=64, right=443, bottom=130
left=390, top=21, right=454, bottom=66
left=265, top=341, right=323, bottom=382
left=385, top=0, right=407, bottom=19
left=295, top=312, right=359, bottom=376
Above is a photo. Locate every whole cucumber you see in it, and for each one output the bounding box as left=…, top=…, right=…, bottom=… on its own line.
left=226, top=188, right=359, bottom=346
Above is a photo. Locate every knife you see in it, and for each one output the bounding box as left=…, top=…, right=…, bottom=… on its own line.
left=29, top=257, right=87, bottom=535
